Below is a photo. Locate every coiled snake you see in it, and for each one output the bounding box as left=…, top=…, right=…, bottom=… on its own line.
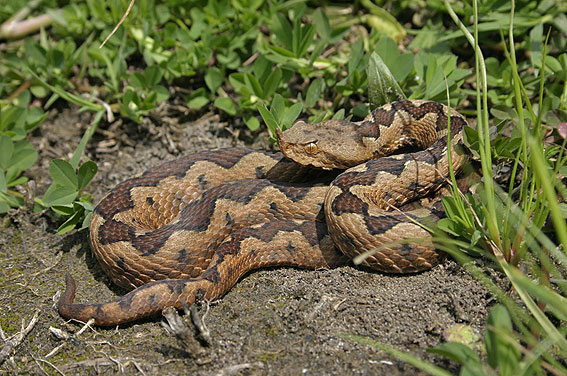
left=58, top=100, right=468, bottom=326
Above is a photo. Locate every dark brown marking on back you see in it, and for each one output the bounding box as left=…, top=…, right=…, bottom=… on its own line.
left=117, top=290, right=135, bottom=311
left=134, top=226, right=177, bottom=256
left=116, top=257, right=141, bottom=279
left=370, top=107, right=396, bottom=127
left=164, top=279, right=186, bottom=295
left=95, top=180, right=139, bottom=219
left=201, top=266, right=220, bottom=283
left=358, top=121, right=381, bottom=139
left=331, top=169, right=375, bottom=191
left=364, top=214, right=407, bottom=235
left=397, top=101, right=442, bottom=121
left=331, top=191, right=368, bottom=216
left=410, top=148, right=441, bottom=164
left=151, top=148, right=258, bottom=178
left=437, top=114, right=467, bottom=133
left=255, top=166, right=266, bottom=178
left=398, top=243, right=413, bottom=257
left=172, top=179, right=273, bottom=235
left=407, top=182, right=420, bottom=194
left=297, top=220, right=328, bottom=246
left=367, top=157, right=409, bottom=177
left=98, top=219, right=136, bottom=245
left=276, top=184, right=313, bottom=202
left=177, top=249, right=188, bottom=263
left=198, top=174, right=207, bottom=190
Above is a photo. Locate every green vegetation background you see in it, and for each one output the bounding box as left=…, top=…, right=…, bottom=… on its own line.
left=1, top=0, right=567, bottom=374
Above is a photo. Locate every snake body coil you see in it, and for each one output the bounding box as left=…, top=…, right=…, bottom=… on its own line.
left=58, top=100, right=468, bottom=325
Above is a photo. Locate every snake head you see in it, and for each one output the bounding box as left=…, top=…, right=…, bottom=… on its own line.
left=276, top=120, right=373, bottom=170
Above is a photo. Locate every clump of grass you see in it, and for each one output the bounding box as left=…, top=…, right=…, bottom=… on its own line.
left=348, top=0, right=567, bottom=374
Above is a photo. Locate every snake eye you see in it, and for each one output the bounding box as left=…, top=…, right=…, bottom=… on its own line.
left=304, top=142, right=318, bottom=155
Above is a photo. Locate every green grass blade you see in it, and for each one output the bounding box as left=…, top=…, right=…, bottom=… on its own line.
left=342, top=333, right=454, bottom=376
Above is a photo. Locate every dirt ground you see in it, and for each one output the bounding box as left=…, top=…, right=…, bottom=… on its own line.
left=0, top=104, right=497, bottom=375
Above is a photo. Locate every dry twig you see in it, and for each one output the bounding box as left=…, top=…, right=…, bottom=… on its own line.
left=100, top=0, right=136, bottom=48
left=0, top=309, right=40, bottom=365
left=161, top=306, right=203, bottom=355
left=189, top=301, right=212, bottom=345
left=0, top=0, right=59, bottom=39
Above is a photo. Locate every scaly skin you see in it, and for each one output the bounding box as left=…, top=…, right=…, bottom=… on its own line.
left=58, top=100, right=468, bottom=326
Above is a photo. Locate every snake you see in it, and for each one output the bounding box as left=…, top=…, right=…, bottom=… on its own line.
left=57, top=100, right=468, bottom=326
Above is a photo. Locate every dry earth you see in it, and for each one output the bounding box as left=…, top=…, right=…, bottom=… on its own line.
left=0, top=104, right=498, bottom=375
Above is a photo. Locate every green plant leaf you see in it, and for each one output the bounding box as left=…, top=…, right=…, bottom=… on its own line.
left=26, top=68, right=103, bottom=112
left=331, top=109, right=344, bottom=120
left=205, top=67, right=224, bottom=93
left=0, top=106, right=23, bottom=134
left=360, top=0, right=406, bottom=42
left=152, top=85, right=170, bottom=102
left=5, top=170, right=27, bottom=188
left=0, top=199, right=10, bottom=214
left=293, top=21, right=315, bottom=58
left=57, top=208, right=84, bottom=234
left=263, top=68, right=282, bottom=100
left=258, top=104, right=278, bottom=136
left=43, top=186, right=77, bottom=206
left=0, top=170, right=6, bottom=193
left=272, top=13, right=293, bottom=52
left=529, top=22, right=543, bottom=71
left=266, top=44, right=295, bottom=59
left=313, top=8, right=331, bottom=41
left=270, top=94, right=285, bottom=123
left=306, top=78, right=325, bottom=108
left=244, top=73, right=263, bottom=98
left=244, top=115, right=260, bottom=131
left=348, top=39, right=365, bottom=76
left=80, top=210, right=93, bottom=231
left=375, top=36, right=414, bottom=83
left=130, top=72, right=146, bottom=89
left=352, top=103, right=368, bottom=118
left=214, top=97, right=237, bottom=115
left=187, top=88, right=210, bottom=109
left=50, top=204, right=75, bottom=216
left=253, top=55, right=271, bottom=83
left=367, top=52, right=405, bottom=107
left=9, top=142, right=38, bottom=172
left=69, top=111, right=104, bottom=170
left=144, top=65, right=162, bottom=86
left=281, top=102, right=303, bottom=130
left=228, top=73, right=246, bottom=93
left=343, top=333, right=453, bottom=376
left=485, top=305, right=521, bottom=375
left=428, top=342, right=481, bottom=366
left=49, top=159, right=78, bottom=189
left=0, top=136, right=14, bottom=169
left=188, top=96, right=210, bottom=109
left=78, top=161, right=98, bottom=191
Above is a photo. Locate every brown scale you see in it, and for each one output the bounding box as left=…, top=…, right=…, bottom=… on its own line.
left=58, top=100, right=468, bottom=326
